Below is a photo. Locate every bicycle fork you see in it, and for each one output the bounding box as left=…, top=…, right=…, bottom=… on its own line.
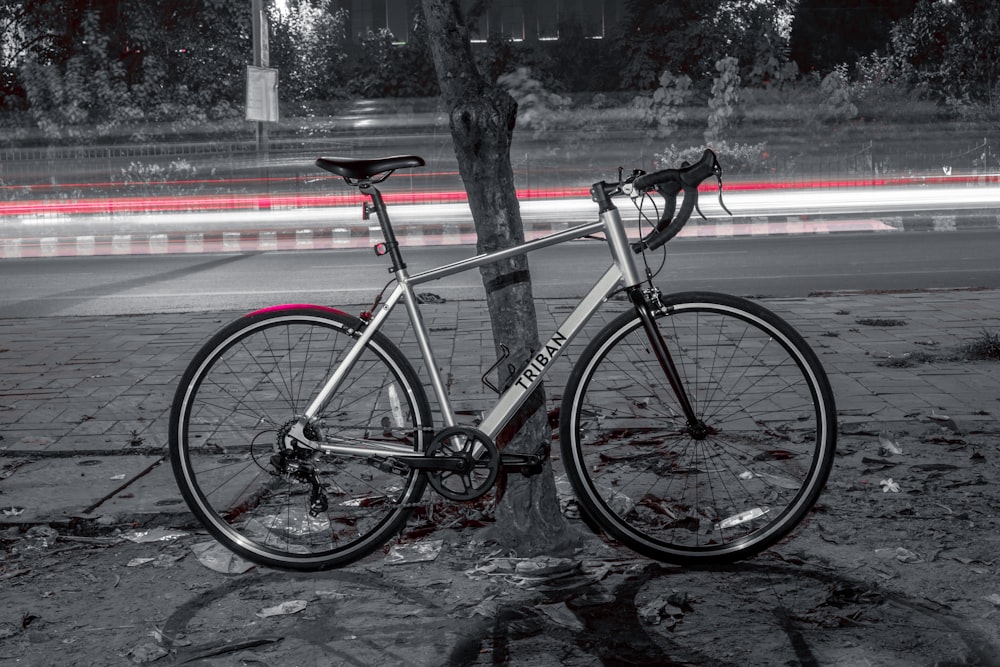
left=628, top=288, right=713, bottom=440
left=598, top=189, right=712, bottom=442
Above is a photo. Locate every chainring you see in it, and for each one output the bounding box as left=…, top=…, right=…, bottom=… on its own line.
left=425, top=426, right=499, bottom=502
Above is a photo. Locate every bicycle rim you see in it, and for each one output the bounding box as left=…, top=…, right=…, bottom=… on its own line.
left=561, top=292, right=836, bottom=564
left=170, top=309, right=431, bottom=570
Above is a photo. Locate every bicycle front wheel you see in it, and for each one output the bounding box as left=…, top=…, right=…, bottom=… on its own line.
left=561, top=292, right=836, bottom=564
left=170, top=307, right=432, bottom=570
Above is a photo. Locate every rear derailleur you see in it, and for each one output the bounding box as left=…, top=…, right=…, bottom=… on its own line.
left=272, top=420, right=328, bottom=517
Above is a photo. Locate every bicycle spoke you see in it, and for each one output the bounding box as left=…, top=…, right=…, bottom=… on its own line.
left=562, top=293, right=835, bottom=564
left=171, top=310, right=431, bottom=570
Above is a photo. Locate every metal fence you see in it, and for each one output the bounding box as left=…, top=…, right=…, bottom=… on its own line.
left=1, top=132, right=996, bottom=208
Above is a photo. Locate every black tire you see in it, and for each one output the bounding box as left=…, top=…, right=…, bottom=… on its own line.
left=560, top=292, right=836, bottom=564
left=170, top=307, right=431, bottom=570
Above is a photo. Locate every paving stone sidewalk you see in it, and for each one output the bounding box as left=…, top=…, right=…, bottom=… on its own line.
left=1, top=288, right=999, bottom=526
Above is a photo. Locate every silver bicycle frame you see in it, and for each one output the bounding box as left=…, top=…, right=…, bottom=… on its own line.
left=288, top=203, right=645, bottom=458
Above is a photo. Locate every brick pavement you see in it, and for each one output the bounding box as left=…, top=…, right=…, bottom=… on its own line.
left=1, top=289, right=999, bottom=526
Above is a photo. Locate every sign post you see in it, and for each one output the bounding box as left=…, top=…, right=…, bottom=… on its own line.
left=248, top=0, right=277, bottom=154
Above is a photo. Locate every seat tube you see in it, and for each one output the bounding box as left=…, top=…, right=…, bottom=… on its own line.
left=399, top=279, right=457, bottom=430
left=361, top=183, right=406, bottom=271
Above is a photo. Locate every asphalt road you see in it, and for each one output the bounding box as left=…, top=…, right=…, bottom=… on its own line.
left=1, top=229, right=997, bottom=318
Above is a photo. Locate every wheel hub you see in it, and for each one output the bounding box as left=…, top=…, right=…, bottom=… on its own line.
left=685, top=420, right=716, bottom=440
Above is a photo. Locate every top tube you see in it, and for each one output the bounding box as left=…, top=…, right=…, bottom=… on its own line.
left=406, top=219, right=605, bottom=286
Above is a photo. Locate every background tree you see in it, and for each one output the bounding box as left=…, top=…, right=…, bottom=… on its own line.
left=632, top=69, right=692, bottom=138
left=268, top=0, right=349, bottom=103
left=713, top=0, right=794, bottom=86
left=12, top=0, right=249, bottom=133
left=419, top=0, right=575, bottom=556
left=531, top=18, right=616, bottom=93
left=890, top=0, right=1000, bottom=108
left=20, top=9, right=138, bottom=136
left=349, top=13, right=438, bottom=98
left=615, top=0, right=723, bottom=90
left=1, top=1, right=43, bottom=109
left=119, top=0, right=249, bottom=118
left=705, top=56, right=741, bottom=145
left=789, top=0, right=918, bottom=73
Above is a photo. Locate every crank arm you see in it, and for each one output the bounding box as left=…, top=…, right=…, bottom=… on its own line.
left=499, top=444, right=549, bottom=476
left=404, top=456, right=469, bottom=472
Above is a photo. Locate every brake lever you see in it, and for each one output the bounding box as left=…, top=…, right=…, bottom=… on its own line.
left=716, top=173, right=733, bottom=217
left=622, top=168, right=646, bottom=199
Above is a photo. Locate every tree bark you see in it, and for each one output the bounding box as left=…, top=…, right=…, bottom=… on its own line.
left=420, top=0, right=576, bottom=556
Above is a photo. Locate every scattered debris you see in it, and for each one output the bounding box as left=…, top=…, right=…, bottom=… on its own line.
left=638, top=592, right=692, bottom=628
left=126, top=553, right=185, bottom=569
left=468, top=595, right=501, bottom=618
left=15, top=525, right=59, bottom=556
left=174, top=637, right=283, bottom=663
left=256, top=600, right=308, bottom=618
left=121, top=528, right=188, bottom=544
left=148, top=625, right=190, bottom=647
left=878, top=431, right=903, bottom=456
left=537, top=602, right=585, bottom=632
left=385, top=539, right=444, bottom=565
left=416, top=293, right=446, bottom=304
left=190, top=541, right=254, bottom=574
left=894, top=547, right=923, bottom=564
left=856, top=317, right=908, bottom=327
left=466, top=556, right=611, bottom=590
left=124, top=641, right=169, bottom=664
left=0, top=621, right=18, bottom=640
left=880, top=478, right=901, bottom=493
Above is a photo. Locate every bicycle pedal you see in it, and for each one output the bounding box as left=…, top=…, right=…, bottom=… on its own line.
left=499, top=448, right=548, bottom=476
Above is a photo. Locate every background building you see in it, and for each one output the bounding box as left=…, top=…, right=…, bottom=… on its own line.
left=331, top=0, right=625, bottom=43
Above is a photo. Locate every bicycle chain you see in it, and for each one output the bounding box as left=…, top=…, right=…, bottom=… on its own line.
left=392, top=454, right=549, bottom=511
left=394, top=484, right=498, bottom=512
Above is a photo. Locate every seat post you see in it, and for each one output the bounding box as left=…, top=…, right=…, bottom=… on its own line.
left=360, top=182, right=406, bottom=271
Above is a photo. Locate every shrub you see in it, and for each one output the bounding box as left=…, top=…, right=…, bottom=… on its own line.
left=632, top=70, right=692, bottom=138
left=499, top=67, right=571, bottom=135
left=705, top=57, right=741, bottom=145
left=820, top=69, right=858, bottom=122
left=656, top=141, right=768, bottom=176
left=20, top=11, right=142, bottom=139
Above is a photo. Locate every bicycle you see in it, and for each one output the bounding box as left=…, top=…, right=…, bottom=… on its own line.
left=169, top=150, right=837, bottom=571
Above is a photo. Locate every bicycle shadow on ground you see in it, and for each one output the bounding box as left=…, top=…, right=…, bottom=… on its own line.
left=157, top=554, right=1000, bottom=666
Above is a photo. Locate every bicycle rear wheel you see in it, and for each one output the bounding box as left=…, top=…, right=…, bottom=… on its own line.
left=170, top=307, right=431, bottom=570
left=560, top=292, right=835, bottom=564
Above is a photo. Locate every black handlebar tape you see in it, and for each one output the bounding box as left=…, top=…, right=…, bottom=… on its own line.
left=632, top=149, right=721, bottom=252
left=656, top=181, right=682, bottom=229
left=634, top=149, right=719, bottom=191
left=633, top=167, right=678, bottom=193
left=643, top=184, right=697, bottom=250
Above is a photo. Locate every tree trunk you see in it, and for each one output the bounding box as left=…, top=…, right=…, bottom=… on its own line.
left=420, top=0, right=576, bottom=556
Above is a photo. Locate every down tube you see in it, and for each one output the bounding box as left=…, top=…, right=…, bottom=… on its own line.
left=477, top=266, right=623, bottom=440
